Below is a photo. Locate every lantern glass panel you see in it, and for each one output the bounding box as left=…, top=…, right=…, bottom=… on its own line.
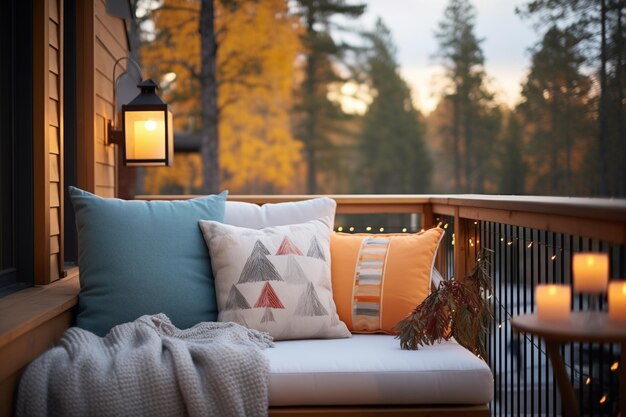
left=124, top=110, right=166, bottom=161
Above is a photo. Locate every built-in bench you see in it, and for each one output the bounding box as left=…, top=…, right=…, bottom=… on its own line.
left=0, top=270, right=491, bottom=417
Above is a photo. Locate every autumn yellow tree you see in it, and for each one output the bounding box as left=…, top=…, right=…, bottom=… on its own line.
left=140, top=0, right=303, bottom=194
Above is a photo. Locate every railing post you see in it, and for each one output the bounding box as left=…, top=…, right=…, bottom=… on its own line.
left=454, top=208, right=474, bottom=281
left=421, top=203, right=434, bottom=230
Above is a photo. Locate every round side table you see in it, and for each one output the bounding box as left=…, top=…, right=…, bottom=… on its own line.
left=511, top=312, right=626, bottom=417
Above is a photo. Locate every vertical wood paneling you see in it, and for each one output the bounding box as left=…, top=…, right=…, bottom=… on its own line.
left=76, top=0, right=96, bottom=193
left=93, top=2, right=128, bottom=197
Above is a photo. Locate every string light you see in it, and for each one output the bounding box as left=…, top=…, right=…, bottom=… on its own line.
left=366, top=226, right=372, bottom=232
left=527, top=242, right=533, bottom=249
left=402, top=228, right=407, bottom=233
left=599, top=394, right=607, bottom=405
left=507, top=241, right=513, bottom=246
left=349, top=227, right=354, bottom=232
left=337, top=226, right=343, bottom=232
left=379, top=227, right=385, bottom=232
left=469, top=239, right=474, bottom=247
left=586, top=377, right=591, bottom=385
left=611, top=361, right=619, bottom=371
left=551, top=254, right=557, bottom=261
left=444, top=223, right=449, bottom=229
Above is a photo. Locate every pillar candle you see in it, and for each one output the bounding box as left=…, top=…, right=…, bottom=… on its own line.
left=536, top=284, right=571, bottom=321
left=573, top=253, right=609, bottom=293
left=608, top=281, right=626, bottom=324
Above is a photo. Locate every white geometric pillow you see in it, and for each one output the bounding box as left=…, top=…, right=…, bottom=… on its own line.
left=199, top=217, right=350, bottom=341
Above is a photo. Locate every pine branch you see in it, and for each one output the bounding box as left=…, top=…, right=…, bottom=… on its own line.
left=394, top=248, right=493, bottom=359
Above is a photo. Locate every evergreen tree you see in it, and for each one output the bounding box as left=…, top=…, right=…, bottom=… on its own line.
left=358, top=19, right=431, bottom=194
left=434, top=0, right=498, bottom=193
left=291, top=0, right=366, bottom=194
left=518, top=26, right=595, bottom=195
left=518, top=0, right=626, bottom=196
left=497, top=113, right=527, bottom=194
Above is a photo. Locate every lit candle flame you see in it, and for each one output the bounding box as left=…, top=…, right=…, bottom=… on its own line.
left=144, top=120, right=157, bottom=131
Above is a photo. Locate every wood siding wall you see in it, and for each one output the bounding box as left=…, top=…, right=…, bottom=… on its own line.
left=49, top=0, right=64, bottom=283
left=94, top=0, right=126, bottom=197
left=77, top=0, right=128, bottom=197
left=33, top=0, right=64, bottom=285
left=32, top=0, right=129, bottom=285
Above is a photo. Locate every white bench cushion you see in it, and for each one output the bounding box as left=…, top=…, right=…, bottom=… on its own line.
left=265, top=334, right=493, bottom=406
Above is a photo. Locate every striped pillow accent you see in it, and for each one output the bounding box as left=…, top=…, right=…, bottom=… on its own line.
left=352, top=237, right=391, bottom=331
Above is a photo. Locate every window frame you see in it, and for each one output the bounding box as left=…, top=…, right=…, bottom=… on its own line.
left=0, top=0, right=35, bottom=296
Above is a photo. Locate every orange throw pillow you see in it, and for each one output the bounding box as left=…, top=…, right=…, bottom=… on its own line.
left=330, top=228, right=444, bottom=334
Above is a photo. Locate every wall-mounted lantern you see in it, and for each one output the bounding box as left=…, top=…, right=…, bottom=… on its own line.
left=107, top=57, right=173, bottom=166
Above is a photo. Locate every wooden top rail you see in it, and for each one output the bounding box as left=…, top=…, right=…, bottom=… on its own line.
left=429, top=194, right=626, bottom=223
left=135, top=194, right=433, bottom=214
left=136, top=194, right=626, bottom=245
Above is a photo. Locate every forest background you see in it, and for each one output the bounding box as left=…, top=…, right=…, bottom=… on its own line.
left=132, top=0, right=625, bottom=198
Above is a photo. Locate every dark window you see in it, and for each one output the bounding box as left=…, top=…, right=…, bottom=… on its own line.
left=0, top=0, right=34, bottom=296
left=64, top=0, right=78, bottom=266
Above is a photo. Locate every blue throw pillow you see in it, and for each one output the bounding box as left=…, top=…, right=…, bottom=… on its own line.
left=69, top=186, right=227, bottom=336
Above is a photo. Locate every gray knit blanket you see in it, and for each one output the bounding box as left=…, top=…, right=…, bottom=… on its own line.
left=16, top=314, right=274, bottom=417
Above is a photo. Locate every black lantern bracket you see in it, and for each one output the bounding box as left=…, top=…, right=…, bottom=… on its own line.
left=107, top=56, right=142, bottom=147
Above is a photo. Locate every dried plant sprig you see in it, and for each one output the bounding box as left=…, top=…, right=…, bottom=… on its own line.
left=394, top=248, right=494, bottom=359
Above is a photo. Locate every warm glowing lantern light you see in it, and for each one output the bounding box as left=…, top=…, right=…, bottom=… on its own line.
left=573, top=253, right=609, bottom=293
left=536, top=284, right=571, bottom=321
left=122, top=79, right=173, bottom=166
left=608, top=281, right=626, bottom=323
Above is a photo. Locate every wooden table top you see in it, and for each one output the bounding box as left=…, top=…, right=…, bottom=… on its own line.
left=511, top=312, right=626, bottom=343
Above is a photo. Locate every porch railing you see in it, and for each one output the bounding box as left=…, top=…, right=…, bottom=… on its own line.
left=138, top=194, right=626, bottom=417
